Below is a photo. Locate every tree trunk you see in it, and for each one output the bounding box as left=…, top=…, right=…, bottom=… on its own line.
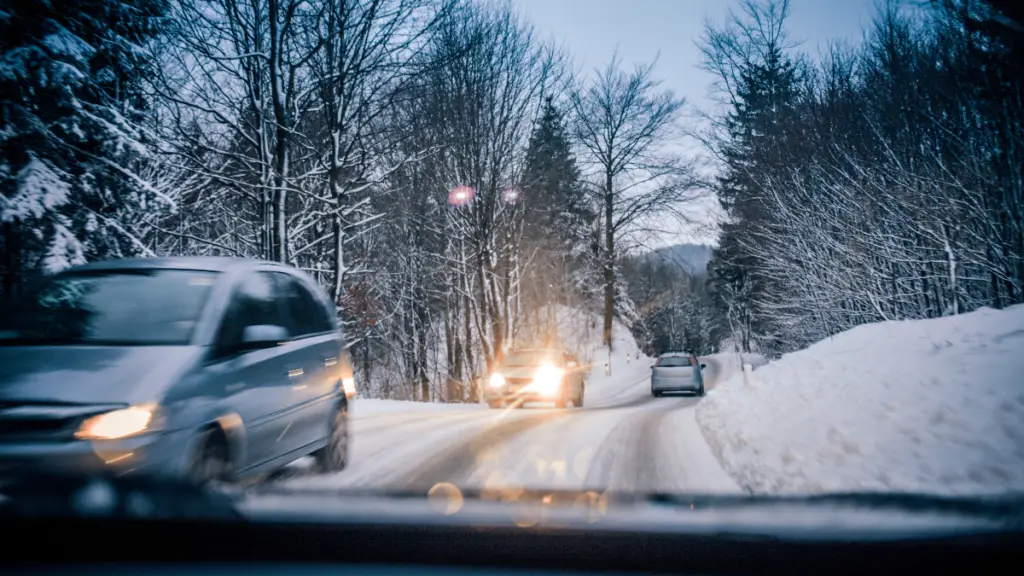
left=603, top=173, right=615, bottom=350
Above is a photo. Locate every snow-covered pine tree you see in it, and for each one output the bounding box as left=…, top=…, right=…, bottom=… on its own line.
left=520, top=96, right=594, bottom=337
left=702, top=0, right=799, bottom=355
left=0, top=0, right=166, bottom=296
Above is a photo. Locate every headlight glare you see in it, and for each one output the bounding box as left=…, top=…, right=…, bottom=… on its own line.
left=76, top=405, right=157, bottom=440
left=489, top=373, right=506, bottom=388
left=531, top=364, right=564, bottom=395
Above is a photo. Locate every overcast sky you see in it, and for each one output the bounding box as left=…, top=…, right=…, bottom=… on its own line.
left=508, top=0, right=879, bottom=247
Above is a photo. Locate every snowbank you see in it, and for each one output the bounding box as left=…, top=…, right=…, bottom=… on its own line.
left=697, top=305, right=1024, bottom=495
left=698, top=351, right=768, bottom=391
left=577, top=314, right=654, bottom=405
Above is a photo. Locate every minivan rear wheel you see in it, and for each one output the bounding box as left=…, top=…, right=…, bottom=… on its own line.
left=314, top=404, right=349, bottom=473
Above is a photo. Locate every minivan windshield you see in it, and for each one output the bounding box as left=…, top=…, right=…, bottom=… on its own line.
left=0, top=269, right=218, bottom=346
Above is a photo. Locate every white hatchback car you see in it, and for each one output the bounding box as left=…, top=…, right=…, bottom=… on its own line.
left=650, top=352, right=706, bottom=397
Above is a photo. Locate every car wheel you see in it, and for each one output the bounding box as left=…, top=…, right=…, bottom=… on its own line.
left=697, top=385, right=705, bottom=397
left=314, top=404, right=349, bottom=473
left=651, top=389, right=661, bottom=398
left=575, top=387, right=585, bottom=408
left=188, top=428, right=231, bottom=488
left=488, top=400, right=503, bottom=409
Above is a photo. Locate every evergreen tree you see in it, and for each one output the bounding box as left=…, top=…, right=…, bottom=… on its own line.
left=522, top=97, right=589, bottom=253
left=0, top=0, right=166, bottom=296
left=519, top=96, right=594, bottom=330
left=707, top=25, right=800, bottom=354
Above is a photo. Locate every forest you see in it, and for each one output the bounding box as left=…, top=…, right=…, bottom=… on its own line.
left=1, top=0, right=1021, bottom=398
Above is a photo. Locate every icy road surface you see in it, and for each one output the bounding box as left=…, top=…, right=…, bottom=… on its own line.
left=271, top=357, right=740, bottom=494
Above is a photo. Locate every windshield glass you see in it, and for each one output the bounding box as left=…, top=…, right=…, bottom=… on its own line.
left=1, top=0, right=1023, bottom=529
left=0, top=270, right=217, bottom=345
left=501, top=351, right=564, bottom=368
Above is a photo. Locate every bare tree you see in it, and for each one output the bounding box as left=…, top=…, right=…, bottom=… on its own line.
left=312, top=0, right=450, bottom=305
left=569, top=54, right=700, bottom=351
left=157, top=0, right=324, bottom=261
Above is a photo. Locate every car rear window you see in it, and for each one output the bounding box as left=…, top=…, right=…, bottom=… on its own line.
left=656, top=356, right=692, bottom=367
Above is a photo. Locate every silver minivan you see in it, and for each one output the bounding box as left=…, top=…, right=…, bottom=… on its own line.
left=0, top=257, right=354, bottom=485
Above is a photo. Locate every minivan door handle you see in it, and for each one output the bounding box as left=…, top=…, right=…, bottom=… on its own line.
left=287, top=364, right=308, bottom=390
left=322, top=355, right=338, bottom=367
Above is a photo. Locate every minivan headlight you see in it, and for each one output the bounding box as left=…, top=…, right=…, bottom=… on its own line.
left=76, top=404, right=159, bottom=440
left=342, top=376, right=356, bottom=397
left=489, top=373, right=506, bottom=388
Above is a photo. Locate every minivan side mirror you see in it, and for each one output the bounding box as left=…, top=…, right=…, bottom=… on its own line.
left=701, top=363, right=707, bottom=369
left=241, top=324, right=288, bottom=349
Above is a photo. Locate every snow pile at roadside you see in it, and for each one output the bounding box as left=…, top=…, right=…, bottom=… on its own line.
left=580, top=316, right=653, bottom=405
left=697, top=305, right=1024, bottom=495
left=698, top=351, right=768, bottom=391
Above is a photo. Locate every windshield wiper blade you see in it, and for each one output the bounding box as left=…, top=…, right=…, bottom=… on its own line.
left=648, top=492, right=1024, bottom=525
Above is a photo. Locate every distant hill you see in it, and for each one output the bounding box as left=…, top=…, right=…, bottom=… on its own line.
left=637, top=243, right=713, bottom=275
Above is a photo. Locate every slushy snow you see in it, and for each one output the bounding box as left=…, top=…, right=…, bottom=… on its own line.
left=697, top=305, right=1024, bottom=495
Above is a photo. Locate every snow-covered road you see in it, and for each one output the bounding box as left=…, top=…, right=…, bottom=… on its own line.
left=272, top=357, right=739, bottom=495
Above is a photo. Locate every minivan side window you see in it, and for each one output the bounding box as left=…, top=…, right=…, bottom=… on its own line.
left=274, top=273, right=334, bottom=338
left=214, top=272, right=287, bottom=353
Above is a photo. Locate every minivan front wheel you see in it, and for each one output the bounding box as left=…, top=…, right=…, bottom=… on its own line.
left=314, top=404, right=349, bottom=473
left=188, top=428, right=231, bottom=488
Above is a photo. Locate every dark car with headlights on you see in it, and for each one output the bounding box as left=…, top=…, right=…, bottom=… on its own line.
left=0, top=257, right=355, bottom=485
left=483, top=348, right=586, bottom=409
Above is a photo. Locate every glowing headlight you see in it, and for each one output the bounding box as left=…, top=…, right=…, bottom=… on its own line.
left=342, top=376, right=357, bottom=397
left=531, top=364, right=564, bottom=395
left=489, top=373, right=506, bottom=388
left=76, top=405, right=157, bottom=440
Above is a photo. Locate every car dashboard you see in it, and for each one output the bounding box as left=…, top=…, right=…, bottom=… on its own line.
left=2, top=475, right=1022, bottom=575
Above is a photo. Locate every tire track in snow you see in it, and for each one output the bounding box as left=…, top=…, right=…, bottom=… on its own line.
left=586, top=375, right=656, bottom=410
left=264, top=409, right=500, bottom=485
left=390, top=408, right=574, bottom=490
left=582, top=396, right=700, bottom=492
left=269, top=373, right=671, bottom=489
left=393, top=374, right=666, bottom=490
